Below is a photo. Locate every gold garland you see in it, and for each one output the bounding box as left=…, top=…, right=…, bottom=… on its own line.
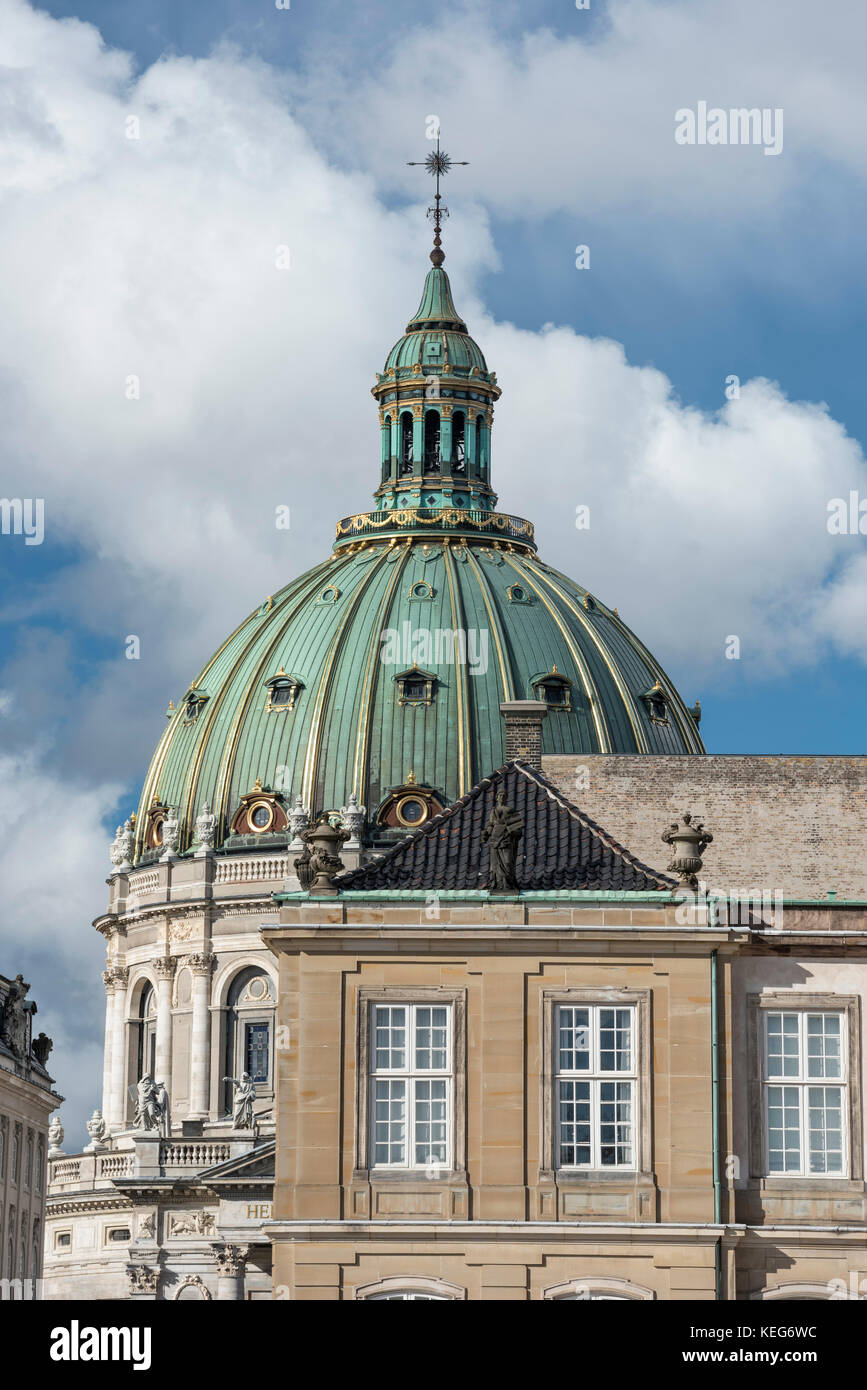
left=335, top=508, right=535, bottom=541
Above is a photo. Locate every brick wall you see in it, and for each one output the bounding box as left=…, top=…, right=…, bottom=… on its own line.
left=542, top=754, right=867, bottom=899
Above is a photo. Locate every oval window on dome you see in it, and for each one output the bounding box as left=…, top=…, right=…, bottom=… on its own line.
left=249, top=803, right=273, bottom=832
left=396, top=796, right=428, bottom=827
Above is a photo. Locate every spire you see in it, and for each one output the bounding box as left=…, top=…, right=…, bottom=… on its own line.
left=407, top=134, right=469, bottom=268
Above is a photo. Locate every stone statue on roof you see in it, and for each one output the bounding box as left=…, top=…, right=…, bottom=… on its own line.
left=482, top=788, right=524, bottom=893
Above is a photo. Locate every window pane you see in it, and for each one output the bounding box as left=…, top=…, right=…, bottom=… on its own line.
left=599, top=1008, right=632, bottom=1072
left=808, top=1086, right=843, bottom=1174
left=245, top=1023, right=270, bottom=1083
left=373, top=1005, right=406, bottom=1071
left=767, top=1085, right=801, bottom=1172
left=558, top=1007, right=590, bottom=1073
left=415, top=1006, right=448, bottom=1071
left=413, top=1079, right=448, bottom=1165
left=373, top=1079, right=406, bottom=1166
left=806, top=1014, right=841, bottom=1079
left=599, top=1081, right=633, bottom=1165
left=558, top=1080, right=591, bottom=1166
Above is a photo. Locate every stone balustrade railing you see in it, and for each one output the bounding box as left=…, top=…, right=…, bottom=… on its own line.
left=159, top=1141, right=231, bottom=1169
left=98, top=1153, right=132, bottom=1178
left=127, top=870, right=161, bottom=895
left=51, top=1158, right=81, bottom=1183
left=214, top=856, right=288, bottom=885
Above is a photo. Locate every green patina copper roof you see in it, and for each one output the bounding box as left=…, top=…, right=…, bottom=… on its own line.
left=384, top=266, right=488, bottom=373
left=406, top=266, right=467, bottom=331
left=132, top=247, right=704, bottom=862
left=135, top=537, right=703, bottom=859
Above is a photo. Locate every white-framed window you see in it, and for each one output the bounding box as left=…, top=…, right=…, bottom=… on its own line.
left=555, top=1004, right=636, bottom=1169
left=763, top=1010, right=847, bottom=1176
left=369, top=1003, right=451, bottom=1170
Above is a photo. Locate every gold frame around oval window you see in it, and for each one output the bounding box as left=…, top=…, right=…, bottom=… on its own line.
left=394, top=794, right=430, bottom=829
left=247, top=799, right=276, bottom=833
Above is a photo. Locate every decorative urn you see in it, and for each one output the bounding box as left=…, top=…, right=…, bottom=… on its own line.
left=661, top=812, right=713, bottom=889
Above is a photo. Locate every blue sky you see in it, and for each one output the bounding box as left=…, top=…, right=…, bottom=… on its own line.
left=2, top=0, right=867, bottom=1137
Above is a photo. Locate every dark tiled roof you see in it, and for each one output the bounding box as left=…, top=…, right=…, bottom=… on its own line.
left=337, top=762, right=674, bottom=893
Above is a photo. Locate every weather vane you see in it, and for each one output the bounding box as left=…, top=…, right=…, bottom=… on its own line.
left=408, top=133, right=469, bottom=266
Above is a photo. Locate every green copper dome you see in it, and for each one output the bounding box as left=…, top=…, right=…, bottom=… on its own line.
left=133, top=248, right=703, bottom=860
left=382, top=266, right=489, bottom=374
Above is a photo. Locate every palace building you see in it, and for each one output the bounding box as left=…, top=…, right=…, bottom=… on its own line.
left=1, top=971, right=60, bottom=1299
left=44, top=151, right=867, bottom=1301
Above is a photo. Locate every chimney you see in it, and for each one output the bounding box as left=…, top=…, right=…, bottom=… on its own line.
left=500, top=700, right=548, bottom=770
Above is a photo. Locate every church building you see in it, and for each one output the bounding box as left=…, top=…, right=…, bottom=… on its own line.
left=44, top=150, right=867, bottom=1301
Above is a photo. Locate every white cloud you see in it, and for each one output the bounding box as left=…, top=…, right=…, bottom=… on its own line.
left=0, top=748, right=122, bottom=1143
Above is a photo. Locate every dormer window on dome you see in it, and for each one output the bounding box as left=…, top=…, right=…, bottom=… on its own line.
left=641, top=681, right=669, bottom=725
left=264, top=670, right=302, bottom=713
left=377, top=773, right=444, bottom=831
left=395, top=666, right=436, bottom=707
left=182, top=689, right=208, bottom=725
left=507, top=583, right=530, bottom=604
left=230, top=780, right=288, bottom=836
left=533, top=667, right=573, bottom=710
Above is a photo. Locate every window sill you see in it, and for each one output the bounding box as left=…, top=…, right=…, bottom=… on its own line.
left=355, top=1168, right=465, bottom=1185
left=752, top=1176, right=864, bottom=1195
left=546, top=1169, right=655, bottom=1187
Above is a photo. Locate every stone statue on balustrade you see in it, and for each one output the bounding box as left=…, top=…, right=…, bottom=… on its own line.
left=134, top=1074, right=171, bottom=1137
left=224, top=1072, right=256, bottom=1129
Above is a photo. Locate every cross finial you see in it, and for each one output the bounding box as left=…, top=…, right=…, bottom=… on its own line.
left=408, top=131, right=469, bottom=267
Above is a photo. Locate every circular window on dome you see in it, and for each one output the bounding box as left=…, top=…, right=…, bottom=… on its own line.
left=396, top=796, right=428, bottom=827
left=249, top=802, right=274, bottom=832
left=153, top=818, right=164, bottom=845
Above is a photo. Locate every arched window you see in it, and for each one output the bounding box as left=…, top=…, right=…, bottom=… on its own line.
left=400, top=414, right=414, bottom=475
left=475, top=415, right=484, bottom=474
left=223, top=968, right=275, bottom=1115
left=31, top=1220, right=40, bottom=1282
left=11, top=1127, right=19, bottom=1183
left=19, top=1230, right=26, bottom=1282
left=452, top=411, right=466, bottom=473
left=6, top=1210, right=14, bottom=1279
left=0, top=1120, right=5, bottom=1179
left=543, top=1277, right=654, bottom=1301
left=357, top=1275, right=465, bottom=1301
left=424, top=410, right=441, bottom=472
left=136, top=983, right=157, bottom=1082
left=35, top=1140, right=43, bottom=1194
left=23, top=1134, right=32, bottom=1189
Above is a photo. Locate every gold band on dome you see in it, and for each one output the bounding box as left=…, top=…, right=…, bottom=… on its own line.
left=189, top=555, right=341, bottom=849
left=442, top=544, right=471, bottom=795
left=463, top=545, right=514, bottom=701
left=499, top=552, right=612, bottom=753
left=301, top=546, right=397, bottom=813
left=351, top=544, right=414, bottom=804
left=520, top=557, right=649, bottom=754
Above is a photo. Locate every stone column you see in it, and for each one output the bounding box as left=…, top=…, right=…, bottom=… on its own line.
left=153, top=957, right=176, bottom=1098
left=214, top=1244, right=248, bottom=1300
left=188, top=953, right=214, bottom=1119
left=101, top=969, right=116, bottom=1126
left=108, top=966, right=129, bottom=1131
